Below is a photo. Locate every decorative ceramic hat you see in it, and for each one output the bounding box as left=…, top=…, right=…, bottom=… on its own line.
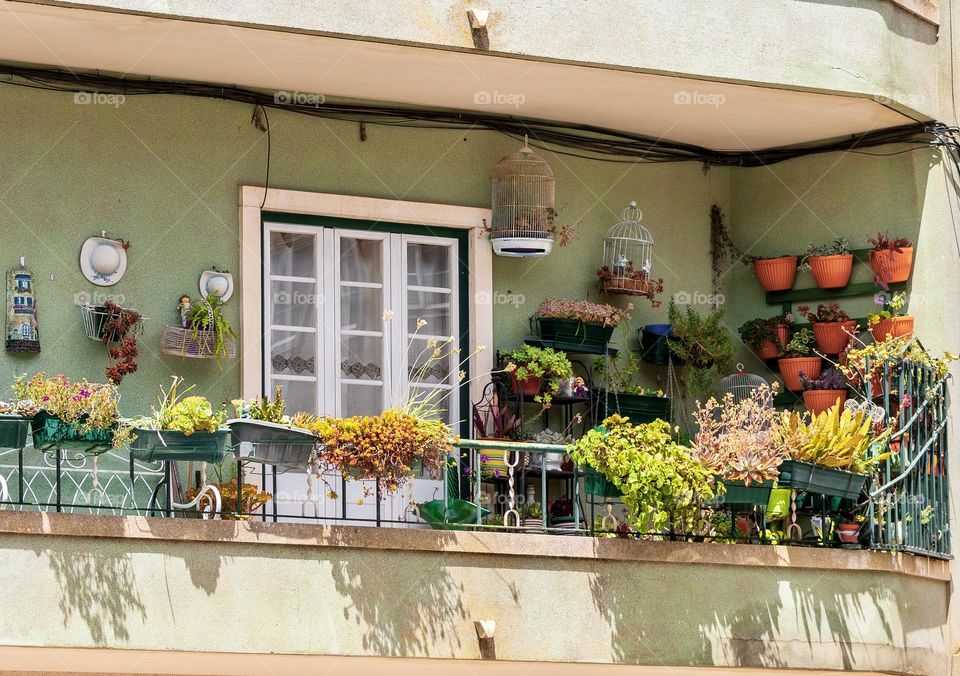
left=199, top=269, right=233, bottom=303
left=79, top=233, right=127, bottom=287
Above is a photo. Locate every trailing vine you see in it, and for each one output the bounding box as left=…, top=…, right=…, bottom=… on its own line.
left=709, top=203, right=747, bottom=294
left=101, top=301, right=142, bottom=385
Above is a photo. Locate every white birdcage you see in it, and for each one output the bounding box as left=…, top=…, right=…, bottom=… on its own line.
left=716, top=364, right=771, bottom=407
left=599, top=201, right=655, bottom=296
left=489, top=143, right=556, bottom=257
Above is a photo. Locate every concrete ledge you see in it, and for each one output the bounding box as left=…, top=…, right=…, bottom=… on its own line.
left=889, top=0, right=939, bottom=25
left=0, top=511, right=948, bottom=582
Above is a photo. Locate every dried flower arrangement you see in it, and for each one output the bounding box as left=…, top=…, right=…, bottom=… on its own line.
left=534, top=297, right=633, bottom=327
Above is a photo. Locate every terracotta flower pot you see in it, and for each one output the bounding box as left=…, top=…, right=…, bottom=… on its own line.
left=753, top=256, right=798, bottom=292
left=869, top=247, right=913, bottom=284
left=511, top=374, right=542, bottom=397
left=803, top=389, right=847, bottom=415
left=870, top=315, right=915, bottom=342
left=752, top=324, right=790, bottom=361
left=778, top=356, right=822, bottom=392
left=812, top=320, right=857, bottom=354
left=837, top=522, right=860, bottom=544
left=808, top=254, right=853, bottom=289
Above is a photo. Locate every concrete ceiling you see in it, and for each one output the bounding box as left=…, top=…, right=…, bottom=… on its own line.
left=0, top=1, right=920, bottom=151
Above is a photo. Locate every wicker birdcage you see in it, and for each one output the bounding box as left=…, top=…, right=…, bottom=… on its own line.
left=599, top=202, right=656, bottom=296
left=716, top=364, right=770, bottom=407
left=489, top=143, right=555, bottom=257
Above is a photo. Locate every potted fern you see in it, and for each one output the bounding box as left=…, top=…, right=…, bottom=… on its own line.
left=666, top=301, right=734, bottom=396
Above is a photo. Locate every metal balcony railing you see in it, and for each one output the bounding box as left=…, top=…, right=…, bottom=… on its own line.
left=866, top=346, right=951, bottom=559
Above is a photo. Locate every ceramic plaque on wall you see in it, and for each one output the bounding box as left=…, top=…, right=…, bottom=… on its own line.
left=6, top=267, right=39, bottom=353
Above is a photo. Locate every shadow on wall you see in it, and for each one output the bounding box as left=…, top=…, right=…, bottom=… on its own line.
left=588, top=541, right=945, bottom=671
left=796, top=0, right=938, bottom=42
left=41, top=547, right=147, bottom=646
left=324, top=528, right=470, bottom=658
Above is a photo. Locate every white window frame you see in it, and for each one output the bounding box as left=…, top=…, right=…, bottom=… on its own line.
left=240, top=187, right=493, bottom=414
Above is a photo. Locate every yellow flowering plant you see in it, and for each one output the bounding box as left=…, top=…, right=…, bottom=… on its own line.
left=12, top=372, right=120, bottom=437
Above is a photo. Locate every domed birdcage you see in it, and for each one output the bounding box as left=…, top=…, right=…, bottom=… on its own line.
left=599, top=201, right=656, bottom=296
left=489, top=143, right=556, bottom=257
left=716, top=364, right=771, bottom=407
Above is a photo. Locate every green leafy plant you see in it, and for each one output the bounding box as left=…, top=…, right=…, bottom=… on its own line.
left=189, top=292, right=236, bottom=367
left=241, top=384, right=288, bottom=423
left=570, top=416, right=717, bottom=534
left=782, top=328, right=817, bottom=358
left=126, top=376, right=227, bottom=435
left=12, top=372, right=120, bottom=439
left=797, top=303, right=850, bottom=324
left=737, top=315, right=790, bottom=350
left=775, top=404, right=892, bottom=474
left=868, top=292, right=907, bottom=325
left=666, top=301, right=734, bottom=394
left=504, top=345, right=573, bottom=407
left=805, top=237, right=851, bottom=258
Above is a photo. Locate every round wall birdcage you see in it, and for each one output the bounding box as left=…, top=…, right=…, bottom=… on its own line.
left=490, top=144, right=555, bottom=257
left=599, top=201, right=655, bottom=296
left=717, top=365, right=771, bottom=407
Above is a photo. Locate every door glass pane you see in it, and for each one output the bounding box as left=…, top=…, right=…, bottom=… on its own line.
left=340, top=335, right=383, bottom=382
left=409, top=345, right=453, bottom=386
left=341, top=383, right=382, bottom=417
left=271, top=280, right=318, bottom=327
left=407, top=290, right=451, bottom=336
left=271, top=330, right=316, bottom=377
left=340, top=238, right=382, bottom=283
left=270, top=231, right=315, bottom=278
left=272, top=378, right=316, bottom=415
left=341, top=286, right=383, bottom=332
left=407, top=243, right=450, bottom=288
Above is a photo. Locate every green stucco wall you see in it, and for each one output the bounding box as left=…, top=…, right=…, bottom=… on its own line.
left=0, top=82, right=728, bottom=413
left=0, top=517, right=948, bottom=674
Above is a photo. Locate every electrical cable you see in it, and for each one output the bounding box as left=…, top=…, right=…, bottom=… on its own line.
left=0, top=64, right=940, bottom=167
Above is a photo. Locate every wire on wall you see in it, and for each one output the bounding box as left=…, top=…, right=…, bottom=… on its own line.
left=0, top=65, right=940, bottom=168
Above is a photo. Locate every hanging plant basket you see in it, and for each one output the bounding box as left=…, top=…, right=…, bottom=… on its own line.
left=160, top=326, right=236, bottom=359
left=228, top=419, right=319, bottom=467
left=870, top=316, right=915, bottom=342
left=600, top=276, right=657, bottom=297
left=808, top=254, right=854, bottom=289
left=778, top=356, right=822, bottom=392
left=595, top=390, right=669, bottom=425
left=637, top=324, right=685, bottom=365
left=803, top=389, right=847, bottom=415
left=753, top=256, right=798, bottom=292
left=777, top=460, right=866, bottom=499
left=812, top=321, right=857, bottom=355
left=79, top=303, right=142, bottom=342
left=0, top=415, right=30, bottom=449
left=130, top=428, right=230, bottom=463
left=30, top=411, right=115, bottom=453
left=869, top=247, right=913, bottom=284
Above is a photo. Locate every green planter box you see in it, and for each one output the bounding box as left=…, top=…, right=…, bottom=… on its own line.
left=31, top=411, right=115, bottom=453
left=227, top=418, right=318, bottom=467
left=713, top=479, right=775, bottom=507
left=777, top=460, right=866, bottom=500
left=536, top=318, right=614, bottom=348
left=596, top=390, right=669, bottom=425
left=584, top=466, right=623, bottom=498
left=0, top=415, right=30, bottom=449
left=130, top=428, right=230, bottom=463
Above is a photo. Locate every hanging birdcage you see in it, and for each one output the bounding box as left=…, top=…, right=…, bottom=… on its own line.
left=489, top=143, right=555, bottom=257
left=599, top=201, right=656, bottom=296
left=716, top=364, right=771, bottom=407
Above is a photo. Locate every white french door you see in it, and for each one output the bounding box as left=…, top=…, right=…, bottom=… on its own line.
left=264, top=224, right=461, bottom=421
left=262, top=220, right=461, bottom=524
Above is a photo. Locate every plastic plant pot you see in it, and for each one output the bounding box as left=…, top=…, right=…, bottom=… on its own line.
left=0, top=415, right=30, bottom=449
left=868, top=247, right=913, bottom=284
left=30, top=411, right=115, bottom=453
left=752, top=324, right=790, bottom=361
left=711, top=480, right=775, bottom=507
left=638, top=324, right=683, bottom=365
left=808, top=254, right=853, bottom=289
left=511, top=374, right=542, bottom=398
left=778, top=356, right=822, bottom=392
left=584, top=466, right=623, bottom=498
left=130, top=428, right=230, bottom=463
left=870, top=316, right=915, bottom=342
left=228, top=419, right=319, bottom=467
left=777, top=460, right=867, bottom=500
left=596, top=390, right=669, bottom=425
left=803, top=389, right=847, bottom=415
left=536, top=318, right=614, bottom=347
left=812, top=321, right=857, bottom=354
left=753, top=256, right=798, bottom=292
